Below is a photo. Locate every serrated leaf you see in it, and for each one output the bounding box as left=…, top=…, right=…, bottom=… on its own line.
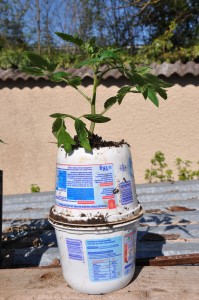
left=117, top=93, right=126, bottom=105
left=75, top=119, right=91, bottom=152
left=57, top=126, right=76, bottom=153
left=155, top=86, right=168, bottom=100
left=21, top=66, right=44, bottom=76
left=132, top=71, right=145, bottom=86
left=55, top=32, right=83, bottom=46
left=100, top=50, right=118, bottom=60
left=47, top=62, right=58, bottom=72
left=68, top=76, right=82, bottom=86
left=52, top=117, right=63, bottom=138
left=84, top=114, right=111, bottom=123
left=75, top=57, right=101, bottom=68
left=143, top=89, right=148, bottom=99
left=129, top=62, right=136, bottom=70
left=118, top=86, right=132, bottom=95
left=50, top=113, right=67, bottom=118
left=24, top=52, right=49, bottom=69
left=104, top=96, right=118, bottom=109
left=125, top=71, right=135, bottom=84
left=137, top=66, right=152, bottom=74
left=49, top=71, right=71, bottom=82
left=147, top=89, right=159, bottom=107
left=145, top=73, right=173, bottom=88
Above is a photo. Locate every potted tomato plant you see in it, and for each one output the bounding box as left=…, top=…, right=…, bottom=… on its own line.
left=22, top=33, right=172, bottom=294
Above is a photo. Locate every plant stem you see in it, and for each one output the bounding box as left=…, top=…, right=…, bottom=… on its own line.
left=73, top=85, right=91, bottom=103
left=61, top=78, right=91, bottom=103
left=89, top=71, right=99, bottom=134
left=99, top=65, right=123, bottom=79
left=100, top=104, right=114, bottom=116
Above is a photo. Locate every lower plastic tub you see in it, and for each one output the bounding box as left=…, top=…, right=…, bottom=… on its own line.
left=49, top=208, right=143, bottom=294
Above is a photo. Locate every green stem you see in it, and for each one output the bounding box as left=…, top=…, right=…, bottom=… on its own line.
left=89, top=71, right=99, bottom=134
left=65, top=114, right=77, bottom=121
left=100, top=104, right=114, bottom=116
left=99, top=65, right=123, bottom=79
left=73, top=85, right=91, bottom=103
left=61, top=78, right=91, bottom=103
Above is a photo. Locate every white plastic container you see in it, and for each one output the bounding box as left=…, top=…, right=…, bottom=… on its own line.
left=54, top=145, right=140, bottom=222
left=49, top=210, right=143, bottom=294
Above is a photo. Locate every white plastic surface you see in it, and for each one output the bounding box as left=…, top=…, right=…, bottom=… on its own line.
left=54, top=145, right=140, bottom=222
left=50, top=217, right=139, bottom=294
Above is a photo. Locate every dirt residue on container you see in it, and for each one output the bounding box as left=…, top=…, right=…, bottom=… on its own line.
left=49, top=206, right=108, bottom=225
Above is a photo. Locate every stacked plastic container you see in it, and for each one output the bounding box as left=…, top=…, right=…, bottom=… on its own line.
left=49, top=144, right=143, bottom=294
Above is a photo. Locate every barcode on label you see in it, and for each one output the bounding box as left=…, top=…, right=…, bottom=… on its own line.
left=66, top=238, right=84, bottom=261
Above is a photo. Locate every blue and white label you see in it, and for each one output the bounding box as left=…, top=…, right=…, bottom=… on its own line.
left=119, top=181, right=133, bottom=205
left=56, top=164, right=117, bottom=209
left=86, top=237, right=122, bottom=282
left=66, top=238, right=84, bottom=261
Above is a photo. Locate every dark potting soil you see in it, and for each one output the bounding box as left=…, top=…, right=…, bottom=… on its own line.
left=72, top=133, right=130, bottom=150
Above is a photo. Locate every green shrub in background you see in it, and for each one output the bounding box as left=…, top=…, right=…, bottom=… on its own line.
left=145, top=152, right=199, bottom=183
left=175, top=158, right=199, bottom=181
left=145, top=151, right=174, bottom=183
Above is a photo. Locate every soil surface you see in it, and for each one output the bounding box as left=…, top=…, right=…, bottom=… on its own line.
left=73, top=133, right=130, bottom=150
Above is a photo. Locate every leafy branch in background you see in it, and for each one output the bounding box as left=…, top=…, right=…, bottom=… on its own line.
left=134, top=19, right=199, bottom=64
left=21, top=33, right=172, bottom=153
left=175, top=158, right=199, bottom=181
left=145, top=151, right=174, bottom=183
left=145, top=152, right=199, bottom=183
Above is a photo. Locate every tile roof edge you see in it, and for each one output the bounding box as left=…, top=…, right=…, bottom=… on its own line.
left=0, top=62, right=198, bottom=81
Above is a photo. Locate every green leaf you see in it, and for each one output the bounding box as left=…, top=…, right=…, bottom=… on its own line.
left=68, top=76, right=82, bottom=86
left=24, top=52, right=49, bottom=69
left=136, top=85, right=148, bottom=99
left=100, top=50, right=119, bottom=60
left=104, top=96, right=118, bottom=109
left=117, top=95, right=124, bottom=105
left=21, top=66, right=44, bottom=76
left=129, top=62, right=136, bottom=71
left=55, top=32, right=83, bottom=46
left=75, top=119, right=91, bottom=152
left=50, top=113, right=67, bottom=118
left=57, top=126, right=76, bottom=153
left=52, top=117, right=63, bottom=138
left=47, top=62, right=58, bottom=72
left=154, top=86, right=168, bottom=100
left=147, top=89, right=159, bottom=107
left=84, top=114, right=111, bottom=123
left=75, top=57, right=101, bottom=68
left=118, top=86, right=132, bottom=95
left=49, top=71, right=71, bottom=82
left=137, top=66, right=152, bottom=74
left=145, top=73, right=173, bottom=88
left=131, top=72, right=146, bottom=86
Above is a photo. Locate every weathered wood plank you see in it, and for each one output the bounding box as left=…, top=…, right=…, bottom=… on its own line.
left=0, top=266, right=199, bottom=300
left=137, top=253, right=199, bottom=266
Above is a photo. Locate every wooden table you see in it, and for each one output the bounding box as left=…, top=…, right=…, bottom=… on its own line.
left=0, top=266, right=199, bottom=300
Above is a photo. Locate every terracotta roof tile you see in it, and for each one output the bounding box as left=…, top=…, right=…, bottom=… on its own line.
left=0, top=62, right=198, bottom=82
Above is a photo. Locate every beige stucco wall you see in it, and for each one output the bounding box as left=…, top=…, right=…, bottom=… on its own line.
left=0, top=79, right=198, bottom=194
